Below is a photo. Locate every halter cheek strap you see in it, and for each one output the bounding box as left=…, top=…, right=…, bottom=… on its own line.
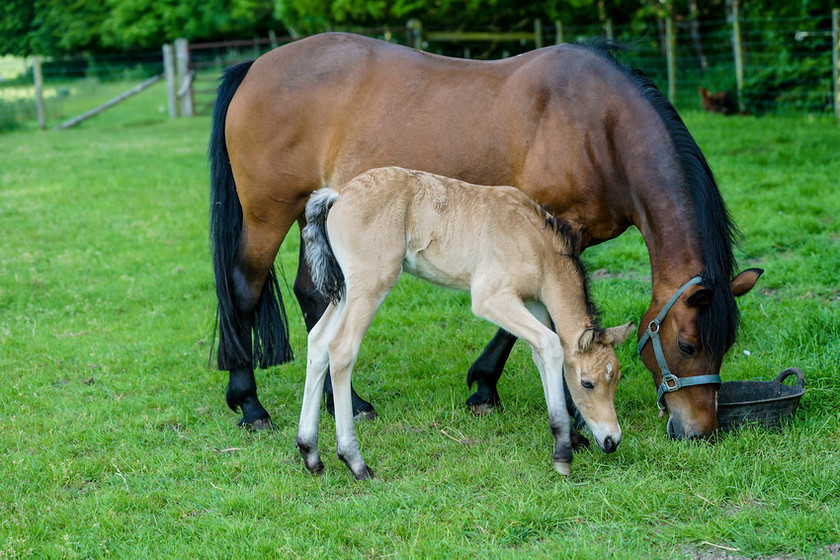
left=637, top=276, right=722, bottom=410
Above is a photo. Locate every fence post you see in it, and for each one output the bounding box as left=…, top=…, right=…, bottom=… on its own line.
left=833, top=8, right=839, bottom=124
left=665, top=14, right=676, bottom=102
left=555, top=20, right=564, bottom=44
left=406, top=19, right=423, bottom=50
left=174, top=38, right=194, bottom=117
left=162, top=44, right=177, bottom=118
left=730, top=0, right=744, bottom=111
left=534, top=19, right=543, bottom=49
left=33, top=56, right=46, bottom=130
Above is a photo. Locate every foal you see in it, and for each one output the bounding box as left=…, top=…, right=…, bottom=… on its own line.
left=296, top=167, right=634, bottom=479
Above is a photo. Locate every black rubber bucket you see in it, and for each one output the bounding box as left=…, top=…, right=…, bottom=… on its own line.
left=717, top=367, right=805, bottom=432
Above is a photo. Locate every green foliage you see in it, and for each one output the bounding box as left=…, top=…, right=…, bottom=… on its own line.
left=0, top=98, right=33, bottom=131
left=2, top=0, right=838, bottom=59
left=742, top=52, right=834, bottom=115
left=1, top=97, right=839, bottom=557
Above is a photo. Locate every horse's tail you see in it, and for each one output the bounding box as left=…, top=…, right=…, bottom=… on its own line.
left=209, top=60, right=293, bottom=370
left=301, top=188, right=346, bottom=305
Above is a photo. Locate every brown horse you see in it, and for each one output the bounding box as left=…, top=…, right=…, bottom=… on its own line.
left=297, top=167, right=634, bottom=479
left=209, top=33, right=762, bottom=439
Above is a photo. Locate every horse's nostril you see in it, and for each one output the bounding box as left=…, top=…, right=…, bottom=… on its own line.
left=603, top=436, right=616, bottom=454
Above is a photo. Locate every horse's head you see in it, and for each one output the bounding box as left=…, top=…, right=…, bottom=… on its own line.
left=638, top=268, right=763, bottom=440
left=564, top=321, right=635, bottom=454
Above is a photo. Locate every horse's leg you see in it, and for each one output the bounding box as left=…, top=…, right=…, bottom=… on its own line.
left=471, top=292, right=572, bottom=475
left=222, top=222, right=285, bottom=429
left=465, top=328, right=517, bottom=414
left=219, top=177, right=307, bottom=427
left=296, top=301, right=342, bottom=475
left=294, top=234, right=376, bottom=420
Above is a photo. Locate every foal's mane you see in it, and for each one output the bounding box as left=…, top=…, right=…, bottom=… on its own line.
left=578, top=43, right=742, bottom=359
left=518, top=194, right=600, bottom=326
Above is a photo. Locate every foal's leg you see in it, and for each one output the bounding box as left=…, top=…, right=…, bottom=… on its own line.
left=471, top=292, right=573, bottom=475
left=524, top=302, right=590, bottom=452
left=328, top=285, right=396, bottom=480
left=294, top=230, right=376, bottom=420
left=296, top=301, right=343, bottom=475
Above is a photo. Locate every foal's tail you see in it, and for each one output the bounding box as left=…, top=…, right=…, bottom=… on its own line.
left=302, top=188, right=346, bottom=305
left=209, top=60, right=292, bottom=370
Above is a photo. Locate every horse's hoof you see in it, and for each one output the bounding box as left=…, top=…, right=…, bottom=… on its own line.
left=354, top=409, right=377, bottom=422
left=553, top=460, right=572, bottom=476
left=468, top=402, right=496, bottom=416
left=239, top=416, right=276, bottom=431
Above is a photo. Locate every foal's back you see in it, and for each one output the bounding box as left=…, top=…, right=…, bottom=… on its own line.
left=329, top=167, right=573, bottom=293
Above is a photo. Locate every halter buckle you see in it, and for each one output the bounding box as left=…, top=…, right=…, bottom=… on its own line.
left=660, top=373, right=680, bottom=392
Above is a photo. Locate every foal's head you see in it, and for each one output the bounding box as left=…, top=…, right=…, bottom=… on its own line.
left=564, top=322, right=635, bottom=454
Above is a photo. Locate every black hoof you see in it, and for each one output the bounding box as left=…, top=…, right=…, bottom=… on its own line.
left=325, top=394, right=377, bottom=421
left=465, top=385, right=502, bottom=415
left=467, top=402, right=500, bottom=416
left=354, top=409, right=377, bottom=422
left=238, top=416, right=276, bottom=431
left=570, top=427, right=590, bottom=451
left=354, top=465, right=375, bottom=481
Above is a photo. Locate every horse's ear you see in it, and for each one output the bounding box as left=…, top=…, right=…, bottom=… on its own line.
left=685, top=285, right=714, bottom=308
left=600, top=322, right=635, bottom=347
left=576, top=328, right=596, bottom=353
left=730, top=268, right=763, bottom=297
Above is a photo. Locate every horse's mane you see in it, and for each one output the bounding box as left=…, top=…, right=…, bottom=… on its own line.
left=580, top=43, right=742, bottom=359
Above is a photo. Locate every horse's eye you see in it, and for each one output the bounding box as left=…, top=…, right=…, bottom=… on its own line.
left=678, top=340, right=697, bottom=356
left=581, top=380, right=595, bottom=390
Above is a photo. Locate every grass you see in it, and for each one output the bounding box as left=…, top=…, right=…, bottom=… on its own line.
left=1, top=86, right=839, bottom=558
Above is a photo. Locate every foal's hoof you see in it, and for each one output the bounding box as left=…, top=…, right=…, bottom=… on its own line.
left=305, top=461, right=325, bottom=476
left=353, top=465, right=375, bottom=481
left=553, top=460, right=572, bottom=476
left=239, top=416, right=276, bottom=431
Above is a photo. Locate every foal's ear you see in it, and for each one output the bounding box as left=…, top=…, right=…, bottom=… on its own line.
left=576, top=328, right=597, bottom=353
left=601, top=321, right=635, bottom=347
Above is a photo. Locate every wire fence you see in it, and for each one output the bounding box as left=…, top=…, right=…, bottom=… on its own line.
left=1, top=13, right=837, bottom=132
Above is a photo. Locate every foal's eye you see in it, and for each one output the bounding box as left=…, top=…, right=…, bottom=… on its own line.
left=581, top=380, right=595, bottom=390
left=678, top=340, right=697, bottom=356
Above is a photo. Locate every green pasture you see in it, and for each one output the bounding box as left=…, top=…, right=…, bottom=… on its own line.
left=1, top=88, right=839, bottom=559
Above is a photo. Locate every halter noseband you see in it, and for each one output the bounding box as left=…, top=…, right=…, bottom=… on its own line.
left=637, top=276, right=722, bottom=410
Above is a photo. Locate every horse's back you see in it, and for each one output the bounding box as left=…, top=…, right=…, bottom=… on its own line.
left=226, top=33, right=655, bottom=245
